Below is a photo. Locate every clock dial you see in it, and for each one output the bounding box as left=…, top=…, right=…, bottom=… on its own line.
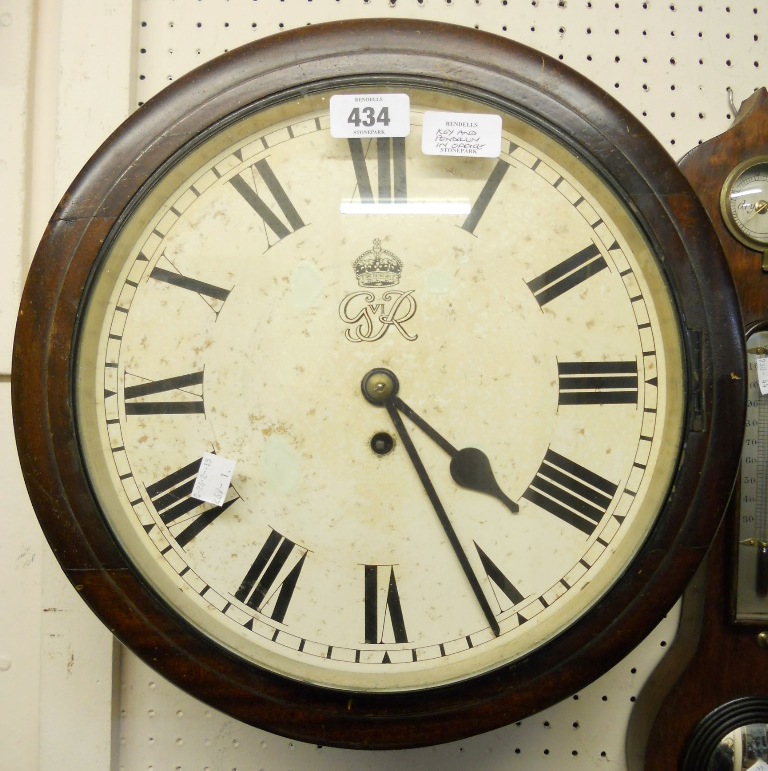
left=74, top=87, right=684, bottom=692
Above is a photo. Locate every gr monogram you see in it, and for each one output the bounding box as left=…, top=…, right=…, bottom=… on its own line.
left=338, top=239, right=418, bottom=343
left=339, top=290, right=418, bottom=342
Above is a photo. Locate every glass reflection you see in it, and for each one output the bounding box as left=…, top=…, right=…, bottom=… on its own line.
left=708, top=724, right=768, bottom=770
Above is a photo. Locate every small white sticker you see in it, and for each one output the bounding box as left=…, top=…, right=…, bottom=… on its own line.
left=330, top=94, right=410, bottom=138
left=421, top=111, right=502, bottom=158
left=758, top=357, right=768, bottom=395
left=748, top=760, right=768, bottom=771
left=191, top=453, right=236, bottom=507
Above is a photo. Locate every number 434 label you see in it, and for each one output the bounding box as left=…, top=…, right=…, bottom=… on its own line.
left=330, top=94, right=410, bottom=138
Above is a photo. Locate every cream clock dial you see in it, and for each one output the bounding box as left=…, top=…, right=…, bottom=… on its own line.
left=13, top=21, right=744, bottom=747
left=75, top=88, right=683, bottom=692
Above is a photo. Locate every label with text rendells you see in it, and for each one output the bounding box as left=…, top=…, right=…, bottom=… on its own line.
left=330, top=94, right=410, bottom=138
left=421, top=111, right=502, bottom=158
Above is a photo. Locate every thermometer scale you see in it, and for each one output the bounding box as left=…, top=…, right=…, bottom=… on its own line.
left=736, top=324, right=768, bottom=619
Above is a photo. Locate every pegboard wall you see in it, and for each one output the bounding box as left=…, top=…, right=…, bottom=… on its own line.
left=1, top=2, right=765, bottom=770
left=133, top=1, right=764, bottom=152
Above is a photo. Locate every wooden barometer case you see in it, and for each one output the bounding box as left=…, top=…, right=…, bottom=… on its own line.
left=630, top=88, right=768, bottom=771
left=12, top=20, right=745, bottom=749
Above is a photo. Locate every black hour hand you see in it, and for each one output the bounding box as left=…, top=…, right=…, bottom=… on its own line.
left=361, top=368, right=519, bottom=513
left=450, top=447, right=519, bottom=513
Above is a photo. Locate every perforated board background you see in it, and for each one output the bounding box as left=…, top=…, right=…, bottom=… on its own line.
left=1, top=1, right=765, bottom=769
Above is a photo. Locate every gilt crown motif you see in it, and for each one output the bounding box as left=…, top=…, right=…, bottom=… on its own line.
left=353, top=239, right=403, bottom=287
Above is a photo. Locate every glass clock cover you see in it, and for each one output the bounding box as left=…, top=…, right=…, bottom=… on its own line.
left=12, top=21, right=745, bottom=747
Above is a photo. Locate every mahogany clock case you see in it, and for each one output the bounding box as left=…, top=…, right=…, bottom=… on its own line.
left=11, top=20, right=745, bottom=748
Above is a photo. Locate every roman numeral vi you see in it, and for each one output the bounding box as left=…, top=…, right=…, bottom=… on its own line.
left=364, top=564, right=409, bottom=644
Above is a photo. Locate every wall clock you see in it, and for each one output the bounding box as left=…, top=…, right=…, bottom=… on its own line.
left=12, top=19, right=745, bottom=749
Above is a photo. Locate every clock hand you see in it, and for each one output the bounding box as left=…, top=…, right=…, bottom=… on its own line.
left=450, top=447, right=520, bottom=513
left=383, top=400, right=501, bottom=637
left=361, top=369, right=519, bottom=513
left=743, top=199, right=768, bottom=223
left=361, top=368, right=500, bottom=635
left=391, top=396, right=519, bottom=514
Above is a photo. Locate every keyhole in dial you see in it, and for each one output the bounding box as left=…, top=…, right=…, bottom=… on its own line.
left=370, top=432, right=395, bottom=456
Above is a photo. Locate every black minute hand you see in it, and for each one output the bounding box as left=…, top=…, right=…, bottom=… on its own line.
left=383, top=400, right=501, bottom=637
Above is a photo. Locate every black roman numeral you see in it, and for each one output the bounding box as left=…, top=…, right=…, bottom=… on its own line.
left=229, top=159, right=305, bottom=244
left=124, top=371, right=204, bottom=415
left=364, top=565, right=409, bottom=644
left=235, top=530, right=306, bottom=623
left=348, top=137, right=407, bottom=203
left=526, top=243, right=608, bottom=306
left=475, top=543, right=525, bottom=609
left=145, top=456, right=238, bottom=547
left=461, top=159, right=510, bottom=235
left=522, top=449, right=618, bottom=535
left=557, top=360, right=639, bottom=405
left=150, top=260, right=231, bottom=317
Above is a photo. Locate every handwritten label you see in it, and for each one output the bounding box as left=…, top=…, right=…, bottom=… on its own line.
left=421, top=111, right=502, bottom=158
left=191, top=453, right=236, bottom=507
left=748, top=760, right=768, bottom=771
left=330, top=94, right=410, bottom=138
left=758, top=357, right=768, bottom=395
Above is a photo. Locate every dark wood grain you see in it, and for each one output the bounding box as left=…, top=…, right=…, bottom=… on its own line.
left=11, top=19, right=745, bottom=749
left=680, top=88, right=768, bottom=328
left=629, top=88, right=768, bottom=771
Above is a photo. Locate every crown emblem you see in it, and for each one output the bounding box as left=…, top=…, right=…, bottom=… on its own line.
left=353, top=239, right=403, bottom=287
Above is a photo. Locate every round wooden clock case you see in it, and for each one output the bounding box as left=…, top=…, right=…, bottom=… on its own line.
left=12, top=20, right=745, bottom=748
